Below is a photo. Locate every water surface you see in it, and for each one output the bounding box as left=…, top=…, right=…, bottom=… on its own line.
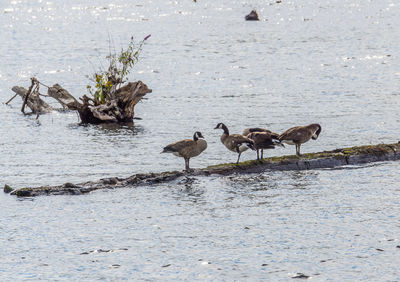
left=0, top=0, right=399, bottom=280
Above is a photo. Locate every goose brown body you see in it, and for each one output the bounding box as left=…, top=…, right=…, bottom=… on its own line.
left=162, top=131, right=207, bottom=171
left=246, top=131, right=282, bottom=160
left=215, top=123, right=254, bottom=164
left=278, top=123, right=321, bottom=156
left=243, top=127, right=282, bottom=160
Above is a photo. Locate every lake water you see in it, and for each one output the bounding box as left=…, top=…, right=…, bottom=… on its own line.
left=1, top=0, right=399, bottom=280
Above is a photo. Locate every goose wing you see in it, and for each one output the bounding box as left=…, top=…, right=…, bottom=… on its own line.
left=242, top=127, right=268, bottom=136
left=230, top=134, right=254, bottom=145
left=162, top=139, right=195, bottom=153
left=278, top=126, right=305, bottom=142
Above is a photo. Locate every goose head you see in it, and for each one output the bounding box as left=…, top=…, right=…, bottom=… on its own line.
left=214, top=123, right=229, bottom=135
left=193, top=131, right=204, bottom=141
left=310, top=124, right=322, bottom=140
left=214, top=123, right=225, bottom=130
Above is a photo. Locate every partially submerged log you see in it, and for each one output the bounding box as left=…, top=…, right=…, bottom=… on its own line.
left=47, top=84, right=81, bottom=110
left=11, top=84, right=54, bottom=115
left=7, top=142, right=400, bottom=197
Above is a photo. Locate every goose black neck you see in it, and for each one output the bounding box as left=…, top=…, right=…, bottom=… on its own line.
left=221, top=124, right=229, bottom=135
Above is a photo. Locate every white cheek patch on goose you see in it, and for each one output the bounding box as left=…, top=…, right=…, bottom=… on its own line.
left=312, top=133, right=318, bottom=139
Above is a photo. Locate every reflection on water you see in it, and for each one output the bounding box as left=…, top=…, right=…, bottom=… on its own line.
left=75, top=122, right=143, bottom=136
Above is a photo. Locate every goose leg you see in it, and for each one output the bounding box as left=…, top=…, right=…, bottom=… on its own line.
left=185, top=158, right=190, bottom=171
left=296, top=144, right=301, bottom=156
left=236, top=152, right=241, bottom=164
left=256, top=149, right=259, bottom=160
left=261, top=149, right=264, bottom=160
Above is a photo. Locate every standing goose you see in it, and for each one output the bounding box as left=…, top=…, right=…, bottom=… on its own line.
left=162, top=131, right=207, bottom=171
left=243, top=127, right=283, bottom=160
left=214, top=123, right=254, bottom=164
left=246, top=131, right=283, bottom=161
left=278, top=123, right=322, bottom=156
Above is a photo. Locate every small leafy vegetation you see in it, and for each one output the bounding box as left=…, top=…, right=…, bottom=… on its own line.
left=87, top=35, right=151, bottom=105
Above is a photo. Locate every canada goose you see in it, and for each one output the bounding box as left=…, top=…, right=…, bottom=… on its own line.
left=242, top=127, right=280, bottom=139
left=278, top=123, right=322, bottom=156
left=214, top=123, right=254, bottom=164
left=246, top=131, right=283, bottom=160
left=162, top=131, right=207, bottom=171
left=243, top=127, right=282, bottom=160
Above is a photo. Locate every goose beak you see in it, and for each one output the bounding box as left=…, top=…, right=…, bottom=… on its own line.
left=214, top=126, right=218, bottom=129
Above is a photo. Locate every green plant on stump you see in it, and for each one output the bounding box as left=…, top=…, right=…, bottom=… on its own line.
left=87, top=35, right=151, bottom=105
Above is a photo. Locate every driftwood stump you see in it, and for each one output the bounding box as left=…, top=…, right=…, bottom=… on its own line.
left=77, top=81, right=151, bottom=124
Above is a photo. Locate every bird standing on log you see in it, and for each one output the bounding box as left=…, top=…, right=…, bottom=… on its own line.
left=162, top=131, right=207, bottom=171
left=244, top=128, right=283, bottom=160
left=215, top=123, right=254, bottom=164
left=278, top=124, right=322, bottom=156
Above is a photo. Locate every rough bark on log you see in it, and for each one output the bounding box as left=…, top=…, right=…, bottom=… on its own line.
left=47, top=84, right=81, bottom=110
left=7, top=142, right=400, bottom=197
left=11, top=86, right=54, bottom=114
left=116, top=81, right=151, bottom=121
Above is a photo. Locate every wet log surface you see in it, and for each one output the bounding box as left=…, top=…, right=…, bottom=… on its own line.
left=11, top=86, right=54, bottom=114
left=7, top=142, right=400, bottom=197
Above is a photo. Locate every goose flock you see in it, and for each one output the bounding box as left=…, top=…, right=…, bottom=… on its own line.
left=162, top=123, right=322, bottom=171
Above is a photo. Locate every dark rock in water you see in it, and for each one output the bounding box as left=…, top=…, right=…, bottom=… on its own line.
left=396, top=245, right=400, bottom=249
left=4, top=184, right=14, bottom=193
left=376, top=248, right=384, bottom=252
left=292, top=273, right=310, bottom=279
left=245, top=10, right=259, bottom=21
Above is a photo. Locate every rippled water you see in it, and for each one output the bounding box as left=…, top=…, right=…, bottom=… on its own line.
left=1, top=0, right=399, bottom=280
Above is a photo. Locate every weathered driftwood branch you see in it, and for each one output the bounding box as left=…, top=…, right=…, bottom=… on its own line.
left=9, top=79, right=152, bottom=124
left=47, top=84, right=81, bottom=110
left=11, top=81, right=54, bottom=115
left=6, top=142, right=399, bottom=197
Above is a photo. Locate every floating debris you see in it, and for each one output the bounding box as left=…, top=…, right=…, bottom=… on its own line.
left=80, top=248, right=128, bottom=255
left=292, top=273, right=310, bottom=279
left=245, top=10, right=259, bottom=21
